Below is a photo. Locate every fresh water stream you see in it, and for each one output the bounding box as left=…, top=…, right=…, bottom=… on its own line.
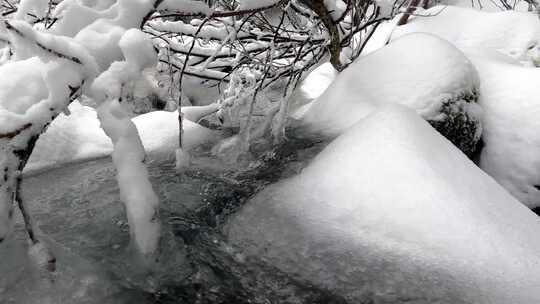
left=0, top=128, right=347, bottom=304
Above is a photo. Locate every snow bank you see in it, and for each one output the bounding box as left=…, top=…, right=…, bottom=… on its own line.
left=463, top=50, right=540, bottom=208
left=25, top=102, right=111, bottom=173
left=439, top=0, right=533, bottom=12
left=301, top=33, right=482, bottom=155
left=26, top=103, right=223, bottom=174
left=227, top=105, right=540, bottom=303
left=392, top=6, right=540, bottom=65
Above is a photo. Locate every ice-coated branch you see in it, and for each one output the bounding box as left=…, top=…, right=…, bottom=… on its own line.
left=91, top=28, right=163, bottom=261
left=150, top=0, right=289, bottom=20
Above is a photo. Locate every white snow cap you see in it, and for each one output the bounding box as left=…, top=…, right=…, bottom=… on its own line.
left=228, top=105, right=540, bottom=303
left=118, top=28, right=157, bottom=69
left=301, top=33, right=479, bottom=135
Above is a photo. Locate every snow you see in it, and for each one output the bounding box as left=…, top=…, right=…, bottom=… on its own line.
left=133, top=109, right=221, bottom=155
left=0, top=57, right=49, bottom=115
left=238, top=0, right=280, bottom=10
left=295, top=62, right=337, bottom=104
left=89, top=28, right=156, bottom=103
left=97, top=99, right=160, bottom=258
left=324, top=0, right=348, bottom=20
left=227, top=105, right=540, bottom=303
left=117, top=28, right=156, bottom=70
left=14, top=0, right=49, bottom=22
left=289, top=62, right=337, bottom=119
left=0, top=58, right=83, bottom=135
left=157, top=0, right=212, bottom=15
left=25, top=102, right=111, bottom=173
left=464, top=50, right=540, bottom=208
left=388, top=5, right=540, bottom=207
left=181, top=103, right=219, bottom=122
left=7, top=20, right=99, bottom=77
left=300, top=33, right=480, bottom=135
left=439, top=0, right=534, bottom=11
left=26, top=103, right=223, bottom=174
left=391, top=6, right=540, bottom=65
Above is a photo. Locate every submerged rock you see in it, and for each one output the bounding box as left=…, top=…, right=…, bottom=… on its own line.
left=226, top=105, right=540, bottom=304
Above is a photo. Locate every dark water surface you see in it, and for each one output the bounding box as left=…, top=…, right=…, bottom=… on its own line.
left=0, top=128, right=347, bottom=304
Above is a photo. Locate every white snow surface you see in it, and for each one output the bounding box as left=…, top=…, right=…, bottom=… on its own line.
left=301, top=33, right=479, bottom=135
left=391, top=6, right=540, bottom=65
left=463, top=50, right=540, bottom=208
left=227, top=105, right=540, bottom=303
left=238, top=0, right=280, bottom=10
left=25, top=102, right=223, bottom=174
left=289, top=62, right=337, bottom=119
left=439, top=0, right=533, bottom=11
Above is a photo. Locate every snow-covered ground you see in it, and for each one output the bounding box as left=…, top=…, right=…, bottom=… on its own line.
left=227, top=105, right=540, bottom=303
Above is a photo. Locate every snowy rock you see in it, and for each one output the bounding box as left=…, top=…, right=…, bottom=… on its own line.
left=301, top=33, right=482, bottom=156
left=226, top=105, right=540, bottom=304
left=390, top=8, right=540, bottom=207
left=391, top=6, right=540, bottom=66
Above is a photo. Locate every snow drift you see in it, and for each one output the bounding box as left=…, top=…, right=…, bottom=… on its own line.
left=227, top=105, right=540, bottom=304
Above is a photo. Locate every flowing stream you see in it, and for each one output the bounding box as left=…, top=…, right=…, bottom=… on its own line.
left=0, top=127, right=349, bottom=304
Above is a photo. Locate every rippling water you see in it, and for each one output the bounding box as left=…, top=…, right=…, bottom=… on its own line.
left=0, top=127, right=347, bottom=304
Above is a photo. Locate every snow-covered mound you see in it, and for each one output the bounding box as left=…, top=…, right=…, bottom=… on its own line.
left=226, top=105, right=540, bottom=304
left=392, top=6, right=540, bottom=66
left=26, top=102, right=222, bottom=173
left=463, top=50, right=540, bottom=208
left=301, top=33, right=482, bottom=156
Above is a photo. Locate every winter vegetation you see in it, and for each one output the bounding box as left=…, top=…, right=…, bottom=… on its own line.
left=1, top=0, right=540, bottom=303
